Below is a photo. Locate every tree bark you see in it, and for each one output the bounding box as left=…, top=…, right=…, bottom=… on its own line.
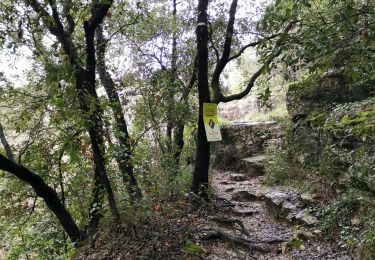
left=0, top=154, right=82, bottom=245
left=191, top=0, right=211, bottom=199
left=166, top=0, right=179, bottom=153
left=28, top=0, right=120, bottom=232
left=96, top=24, right=142, bottom=202
left=173, top=57, right=197, bottom=166
left=83, top=19, right=120, bottom=222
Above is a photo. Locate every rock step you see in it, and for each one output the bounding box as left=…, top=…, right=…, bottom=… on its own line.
left=264, top=190, right=318, bottom=226
left=239, top=155, right=267, bottom=176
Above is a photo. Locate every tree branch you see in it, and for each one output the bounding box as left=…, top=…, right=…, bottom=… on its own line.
left=228, top=33, right=280, bottom=62
left=62, top=0, right=76, bottom=35
left=214, top=20, right=298, bottom=103
left=208, top=22, right=220, bottom=63
left=180, top=56, right=197, bottom=102
left=211, top=0, right=238, bottom=99
left=0, top=122, right=15, bottom=162
left=86, top=2, right=113, bottom=32
left=0, top=154, right=81, bottom=244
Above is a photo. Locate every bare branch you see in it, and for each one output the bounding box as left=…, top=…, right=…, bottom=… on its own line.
left=210, top=0, right=238, bottom=99
left=228, top=33, right=280, bottom=62
left=216, top=20, right=299, bottom=103
left=105, top=14, right=141, bottom=44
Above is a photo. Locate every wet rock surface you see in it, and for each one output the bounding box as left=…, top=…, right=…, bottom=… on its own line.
left=202, top=170, right=355, bottom=259
left=203, top=121, right=354, bottom=259
left=211, top=122, right=281, bottom=170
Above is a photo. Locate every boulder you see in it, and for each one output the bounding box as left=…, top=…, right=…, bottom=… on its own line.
left=240, top=155, right=267, bottom=176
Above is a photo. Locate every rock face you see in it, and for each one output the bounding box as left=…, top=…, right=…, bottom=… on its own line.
left=286, top=71, right=347, bottom=120
left=212, top=121, right=282, bottom=171
left=285, top=70, right=375, bottom=193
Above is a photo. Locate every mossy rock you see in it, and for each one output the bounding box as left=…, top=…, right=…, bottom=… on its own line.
left=324, top=97, right=375, bottom=141
left=287, top=71, right=348, bottom=119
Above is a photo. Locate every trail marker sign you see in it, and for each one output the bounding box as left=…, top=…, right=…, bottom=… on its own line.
left=203, top=103, right=222, bottom=142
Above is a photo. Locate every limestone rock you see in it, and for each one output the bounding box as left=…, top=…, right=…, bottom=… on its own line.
left=229, top=174, right=247, bottom=182
left=295, top=209, right=318, bottom=226
left=232, top=191, right=258, bottom=202
left=300, top=192, right=317, bottom=205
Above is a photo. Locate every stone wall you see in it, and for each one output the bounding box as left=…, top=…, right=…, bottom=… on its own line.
left=211, top=121, right=282, bottom=170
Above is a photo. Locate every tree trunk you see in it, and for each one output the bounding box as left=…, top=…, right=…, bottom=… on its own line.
left=191, top=0, right=211, bottom=199
left=82, top=21, right=120, bottom=223
left=96, top=25, right=142, bottom=202
left=173, top=57, right=197, bottom=168
left=25, top=0, right=118, bottom=236
left=173, top=123, right=184, bottom=165
left=0, top=154, right=82, bottom=245
left=165, top=0, right=179, bottom=154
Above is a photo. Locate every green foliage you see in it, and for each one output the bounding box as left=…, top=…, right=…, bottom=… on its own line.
left=319, top=188, right=375, bottom=251
left=183, top=241, right=204, bottom=255
left=359, top=228, right=375, bottom=260
left=306, top=111, right=328, bottom=128
left=324, top=98, right=375, bottom=140
left=261, top=0, right=375, bottom=88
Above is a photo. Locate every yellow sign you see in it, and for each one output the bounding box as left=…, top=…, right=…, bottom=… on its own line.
left=203, top=103, right=222, bottom=142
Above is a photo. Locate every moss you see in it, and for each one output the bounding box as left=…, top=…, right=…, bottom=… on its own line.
left=306, top=111, right=329, bottom=128
left=321, top=98, right=375, bottom=140
left=183, top=241, right=204, bottom=255
left=287, top=237, right=304, bottom=248
left=287, top=72, right=322, bottom=99
left=359, top=229, right=375, bottom=260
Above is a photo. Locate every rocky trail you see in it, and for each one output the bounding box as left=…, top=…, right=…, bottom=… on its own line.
left=196, top=122, right=354, bottom=260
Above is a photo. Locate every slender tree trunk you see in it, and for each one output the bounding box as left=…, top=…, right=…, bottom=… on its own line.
left=96, top=25, right=142, bottom=202
left=25, top=0, right=118, bottom=236
left=75, top=71, right=119, bottom=233
left=192, top=0, right=211, bottom=199
left=0, top=122, right=15, bottom=162
left=173, top=124, right=184, bottom=164
left=82, top=21, right=120, bottom=223
left=166, top=0, right=179, bottom=153
left=173, top=57, right=197, bottom=167
left=0, top=154, right=82, bottom=245
left=57, top=149, right=66, bottom=206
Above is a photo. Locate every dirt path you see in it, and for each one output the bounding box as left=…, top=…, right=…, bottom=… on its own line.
left=196, top=168, right=354, bottom=260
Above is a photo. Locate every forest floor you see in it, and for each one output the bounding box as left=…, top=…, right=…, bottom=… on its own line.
left=74, top=167, right=356, bottom=260
left=74, top=123, right=356, bottom=259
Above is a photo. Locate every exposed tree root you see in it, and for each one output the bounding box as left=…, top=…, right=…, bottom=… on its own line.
left=211, top=217, right=251, bottom=237
left=202, top=228, right=269, bottom=253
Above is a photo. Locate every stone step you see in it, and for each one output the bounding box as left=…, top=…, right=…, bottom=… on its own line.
left=239, top=155, right=267, bottom=176
left=264, top=190, right=318, bottom=226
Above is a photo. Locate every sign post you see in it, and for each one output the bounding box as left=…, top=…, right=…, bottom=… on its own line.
left=203, top=103, right=222, bottom=142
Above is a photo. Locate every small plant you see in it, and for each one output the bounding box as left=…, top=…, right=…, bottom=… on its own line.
left=183, top=241, right=205, bottom=255
left=359, top=228, right=375, bottom=260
